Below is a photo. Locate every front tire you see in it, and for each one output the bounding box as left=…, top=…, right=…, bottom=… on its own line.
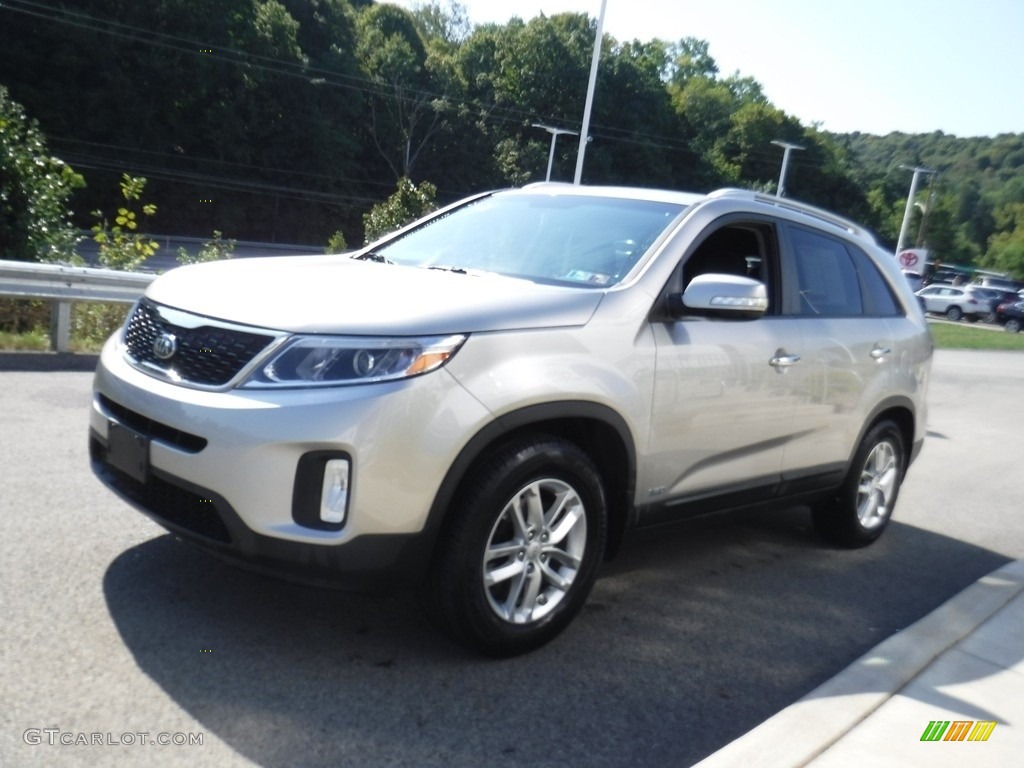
left=427, top=437, right=607, bottom=656
left=813, top=420, right=905, bottom=548
left=1006, top=318, right=1022, bottom=334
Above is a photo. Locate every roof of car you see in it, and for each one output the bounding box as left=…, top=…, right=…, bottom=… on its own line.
left=519, top=184, right=878, bottom=245
left=518, top=182, right=704, bottom=206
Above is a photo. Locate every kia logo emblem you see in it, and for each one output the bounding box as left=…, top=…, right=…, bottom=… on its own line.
left=153, top=333, right=177, bottom=360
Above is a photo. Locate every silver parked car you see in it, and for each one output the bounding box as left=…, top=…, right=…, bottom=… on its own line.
left=90, top=185, right=932, bottom=655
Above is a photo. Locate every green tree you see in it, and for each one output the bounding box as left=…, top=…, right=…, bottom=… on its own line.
left=982, top=203, right=1024, bottom=278
left=0, top=85, right=84, bottom=262
left=408, top=0, right=472, bottom=45
left=665, top=37, right=719, bottom=87
left=362, top=177, right=437, bottom=242
left=356, top=3, right=447, bottom=180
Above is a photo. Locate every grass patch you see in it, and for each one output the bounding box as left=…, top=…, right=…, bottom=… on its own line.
left=929, top=321, right=1024, bottom=350
left=0, top=300, right=128, bottom=353
left=0, top=328, right=50, bottom=351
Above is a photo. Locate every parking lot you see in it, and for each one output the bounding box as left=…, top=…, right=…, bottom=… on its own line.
left=2, top=349, right=1023, bottom=768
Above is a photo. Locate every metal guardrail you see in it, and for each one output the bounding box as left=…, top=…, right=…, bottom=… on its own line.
left=0, top=259, right=154, bottom=352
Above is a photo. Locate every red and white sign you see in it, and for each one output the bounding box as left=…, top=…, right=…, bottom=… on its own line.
left=898, top=249, right=927, bottom=269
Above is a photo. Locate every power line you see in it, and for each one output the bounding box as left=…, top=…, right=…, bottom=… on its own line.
left=48, top=135, right=399, bottom=193
left=56, top=152, right=381, bottom=208
left=2, top=0, right=846, bottom=197
left=0, top=0, right=702, bottom=162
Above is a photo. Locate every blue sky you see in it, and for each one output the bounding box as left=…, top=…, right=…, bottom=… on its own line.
left=389, top=0, right=1024, bottom=138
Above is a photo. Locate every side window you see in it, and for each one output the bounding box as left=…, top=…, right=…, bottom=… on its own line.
left=681, top=222, right=776, bottom=312
left=789, top=227, right=863, bottom=317
left=848, top=246, right=902, bottom=317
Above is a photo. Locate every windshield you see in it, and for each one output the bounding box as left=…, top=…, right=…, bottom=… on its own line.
left=373, top=193, right=687, bottom=287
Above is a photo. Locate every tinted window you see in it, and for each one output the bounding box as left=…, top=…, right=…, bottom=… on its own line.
left=790, top=228, right=863, bottom=316
left=849, top=246, right=901, bottom=316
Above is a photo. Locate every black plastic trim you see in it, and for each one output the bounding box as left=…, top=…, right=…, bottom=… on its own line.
left=97, top=393, right=207, bottom=453
left=417, top=401, right=639, bottom=569
left=292, top=451, right=351, bottom=531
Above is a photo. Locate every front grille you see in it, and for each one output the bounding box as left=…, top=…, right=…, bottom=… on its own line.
left=91, top=436, right=232, bottom=544
left=124, top=300, right=276, bottom=386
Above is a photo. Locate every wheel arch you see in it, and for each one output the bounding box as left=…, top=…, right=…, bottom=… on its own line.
left=855, top=398, right=918, bottom=474
left=422, top=401, right=637, bottom=570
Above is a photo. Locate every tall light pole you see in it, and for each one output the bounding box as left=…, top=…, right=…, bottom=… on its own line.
left=915, top=172, right=939, bottom=247
left=573, top=0, right=608, bottom=185
left=771, top=140, right=804, bottom=197
left=895, top=165, right=936, bottom=256
left=532, top=124, right=579, bottom=181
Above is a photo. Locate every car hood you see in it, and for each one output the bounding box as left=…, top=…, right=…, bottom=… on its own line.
left=144, top=255, right=604, bottom=335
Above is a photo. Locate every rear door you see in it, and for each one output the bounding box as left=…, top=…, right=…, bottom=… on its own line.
left=777, top=225, right=898, bottom=491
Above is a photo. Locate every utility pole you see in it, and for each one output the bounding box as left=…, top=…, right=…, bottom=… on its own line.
left=574, top=0, right=607, bottom=185
left=532, top=124, right=579, bottom=181
left=771, top=140, right=804, bottom=197
left=896, top=165, right=936, bottom=256
left=915, top=172, right=939, bottom=247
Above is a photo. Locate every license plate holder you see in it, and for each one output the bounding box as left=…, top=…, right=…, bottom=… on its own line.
left=107, top=421, right=150, bottom=483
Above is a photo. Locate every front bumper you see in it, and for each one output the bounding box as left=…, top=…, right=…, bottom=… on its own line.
left=89, top=336, right=493, bottom=589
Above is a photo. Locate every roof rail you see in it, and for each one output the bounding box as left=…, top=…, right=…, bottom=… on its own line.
left=706, top=188, right=874, bottom=242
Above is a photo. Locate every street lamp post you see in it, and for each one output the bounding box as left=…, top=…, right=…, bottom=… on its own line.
left=532, top=124, right=579, bottom=181
left=771, top=140, right=804, bottom=197
left=573, top=0, right=608, bottom=184
left=895, top=165, right=936, bottom=256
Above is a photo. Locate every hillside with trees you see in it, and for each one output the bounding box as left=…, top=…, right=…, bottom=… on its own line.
left=1, top=0, right=1022, bottom=277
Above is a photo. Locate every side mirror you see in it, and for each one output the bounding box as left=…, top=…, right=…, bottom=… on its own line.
left=670, top=273, right=768, bottom=319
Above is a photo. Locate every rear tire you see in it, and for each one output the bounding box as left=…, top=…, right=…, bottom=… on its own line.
left=813, top=420, right=904, bottom=548
left=1006, top=318, right=1022, bottom=334
left=427, top=436, right=607, bottom=656
left=946, top=306, right=963, bottom=321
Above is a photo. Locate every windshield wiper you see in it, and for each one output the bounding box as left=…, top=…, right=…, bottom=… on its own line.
left=353, top=251, right=393, bottom=264
left=426, top=265, right=468, bottom=274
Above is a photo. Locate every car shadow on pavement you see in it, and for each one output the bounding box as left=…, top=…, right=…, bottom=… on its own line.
left=102, top=511, right=1009, bottom=768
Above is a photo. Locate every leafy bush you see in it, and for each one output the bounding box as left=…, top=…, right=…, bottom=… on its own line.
left=325, top=230, right=348, bottom=254
left=0, top=85, right=84, bottom=263
left=177, top=230, right=236, bottom=265
left=91, top=174, right=160, bottom=271
left=362, top=178, right=437, bottom=243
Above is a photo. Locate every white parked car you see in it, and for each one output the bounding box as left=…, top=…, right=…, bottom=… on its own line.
left=915, top=284, right=994, bottom=322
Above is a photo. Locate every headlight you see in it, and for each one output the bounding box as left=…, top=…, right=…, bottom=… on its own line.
left=242, top=334, right=466, bottom=388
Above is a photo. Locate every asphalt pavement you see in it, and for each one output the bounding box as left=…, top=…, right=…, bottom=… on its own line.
left=695, top=558, right=1024, bottom=766
left=1, top=348, right=1023, bottom=767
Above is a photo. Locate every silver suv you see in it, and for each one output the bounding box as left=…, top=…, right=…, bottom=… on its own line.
left=90, top=184, right=932, bottom=655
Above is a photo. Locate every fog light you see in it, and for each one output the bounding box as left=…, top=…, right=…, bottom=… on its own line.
left=320, top=459, right=350, bottom=524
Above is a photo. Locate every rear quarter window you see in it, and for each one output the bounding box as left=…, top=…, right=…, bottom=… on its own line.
left=849, top=246, right=902, bottom=317
left=789, top=227, right=863, bottom=317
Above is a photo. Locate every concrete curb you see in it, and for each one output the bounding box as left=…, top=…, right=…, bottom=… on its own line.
left=692, top=559, right=1024, bottom=768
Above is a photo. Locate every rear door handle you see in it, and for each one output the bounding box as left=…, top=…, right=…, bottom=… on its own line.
left=769, top=352, right=801, bottom=368
left=870, top=346, right=892, bottom=361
